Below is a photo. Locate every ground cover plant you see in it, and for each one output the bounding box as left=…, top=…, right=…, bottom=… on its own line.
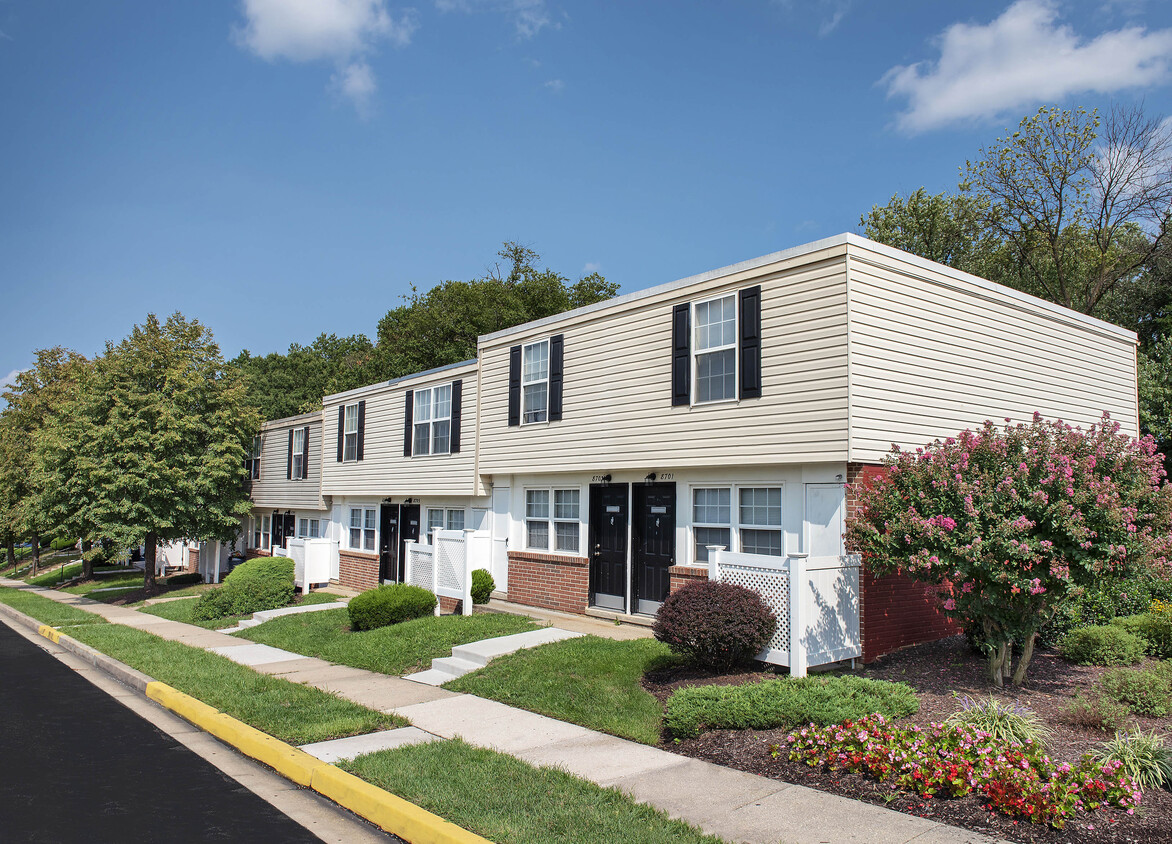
left=848, top=415, right=1172, bottom=686
left=238, top=606, right=539, bottom=676
left=347, top=583, right=436, bottom=630
left=780, top=714, right=1141, bottom=829
left=664, top=675, right=919, bottom=740
left=1096, top=729, right=1172, bottom=792
left=653, top=580, right=776, bottom=671
left=446, top=635, right=677, bottom=745
left=945, top=695, right=1052, bottom=746
left=341, top=738, right=724, bottom=844
left=191, top=556, right=294, bottom=621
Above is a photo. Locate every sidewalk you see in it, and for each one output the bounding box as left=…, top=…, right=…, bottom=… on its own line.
left=1, top=577, right=1004, bottom=844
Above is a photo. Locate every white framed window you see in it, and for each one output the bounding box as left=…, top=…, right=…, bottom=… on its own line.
left=426, top=508, right=445, bottom=537
left=521, top=339, right=549, bottom=424
left=447, top=509, right=465, bottom=531
left=693, top=294, right=737, bottom=403
left=292, top=428, right=306, bottom=479
left=247, top=436, right=261, bottom=479
left=258, top=515, right=271, bottom=550
left=297, top=518, right=320, bottom=539
left=692, top=485, right=783, bottom=563
left=525, top=488, right=580, bottom=552
left=343, top=403, right=359, bottom=462
left=349, top=507, right=376, bottom=551
left=427, top=507, right=466, bottom=539
left=413, top=385, right=452, bottom=456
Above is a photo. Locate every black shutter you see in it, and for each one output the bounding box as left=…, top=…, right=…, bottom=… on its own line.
left=336, top=407, right=344, bottom=462
left=356, top=400, right=366, bottom=461
left=739, top=285, right=762, bottom=400
left=287, top=429, right=294, bottom=480
left=672, top=303, right=690, bottom=406
left=403, top=390, right=414, bottom=457
left=507, top=345, right=522, bottom=426
left=450, top=380, right=463, bottom=453
left=301, top=426, right=310, bottom=479
left=548, top=335, right=564, bottom=422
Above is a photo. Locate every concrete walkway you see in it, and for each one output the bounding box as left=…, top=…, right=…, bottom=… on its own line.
left=0, top=577, right=1004, bottom=844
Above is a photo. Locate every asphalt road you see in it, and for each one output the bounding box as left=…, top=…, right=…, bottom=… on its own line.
left=0, top=621, right=326, bottom=843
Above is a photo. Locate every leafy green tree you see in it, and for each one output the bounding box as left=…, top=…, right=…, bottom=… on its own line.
left=848, top=415, right=1172, bottom=687
left=58, top=314, right=260, bottom=593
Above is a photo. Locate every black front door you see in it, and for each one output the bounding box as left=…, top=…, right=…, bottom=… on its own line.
left=399, top=504, right=420, bottom=582
left=379, top=505, right=399, bottom=583
left=632, top=483, right=676, bottom=616
left=271, top=513, right=296, bottom=550
left=588, top=484, right=628, bottom=611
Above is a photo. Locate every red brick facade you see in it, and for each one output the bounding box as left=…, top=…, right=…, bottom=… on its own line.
left=668, top=564, right=708, bottom=594
left=186, top=548, right=198, bottom=572
left=506, top=551, right=589, bottom=614
left=339, top=549, right=379, bottom=592
left=848, top=463, right=961, bottom=662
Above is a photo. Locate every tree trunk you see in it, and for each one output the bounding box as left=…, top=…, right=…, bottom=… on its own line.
left=30, top=531, right=40, bottom=577
left=143, top=532, right=157, bottom=594
left=988, top=643, right=1008, bottom=688
left=1011, top=633, right=1038, bottom=687
left=4, top=538, right=14, bottom=573
left=81, top=539, right=93, bottom=581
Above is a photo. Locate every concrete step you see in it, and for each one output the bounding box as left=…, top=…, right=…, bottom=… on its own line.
left=451, top=627, right=584, bottom=666
left=429, top=656, right=483, bottom=678
left=402, top=668, right=453, bottom=686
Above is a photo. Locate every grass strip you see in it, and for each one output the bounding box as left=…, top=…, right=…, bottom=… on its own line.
left=62, top=573, right=145, bottom=596
left=446, top=636, right=676, bottom=745
left=26, top=562, right=84, bottom=587
left=68, top=623, right=401, bottom=744
left=142, top=590, right=343, bottom=629
left=342, top=739, right=725, bottom=844
left=238, top=608, right=540, bottom=675
left=0, top=586, right=110, bottom=627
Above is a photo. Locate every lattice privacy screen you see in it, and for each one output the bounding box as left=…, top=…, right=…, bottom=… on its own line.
left=407, top=545, right=434, bottom=592
left=719, top=562, right=791, bottom=657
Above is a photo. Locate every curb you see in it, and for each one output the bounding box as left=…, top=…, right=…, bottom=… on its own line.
left=0, top=599, right=489, bottom=844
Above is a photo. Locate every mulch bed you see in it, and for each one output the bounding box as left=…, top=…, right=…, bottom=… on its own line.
left=644, top=637, right=1172, bottom=843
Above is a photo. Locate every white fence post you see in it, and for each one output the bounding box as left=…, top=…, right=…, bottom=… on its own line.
left=431, top=530, right=441, bottom=616
left=462, top=528, right=475, bottom=616
left=707, top=545, right=725, bottom=581
left=789, top=552, right=808, bottom=678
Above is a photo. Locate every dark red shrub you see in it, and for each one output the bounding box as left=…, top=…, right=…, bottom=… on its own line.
left=653, top=580, right=777, bottom=671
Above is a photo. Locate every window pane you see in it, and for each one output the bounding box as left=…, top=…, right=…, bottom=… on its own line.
left=694, top=527, right=731, bottom=562
left=526, top=489, right=549, bottom=519
left=554, top=489, right=580, bottom=520
left=414, top=422, right=431, bottom=456
left=527, top=520, right=549, bottom=549
left=427, top=509, right=445, bottom=534
left=365, top=509, right=376, bottom=530
left=433, top=384, right=451, bottom=419
left=693, top=488, right=731, bottom=524
left=262, top=516, right=271, bottom=531
left=522, top=383, right=547, bottom=423
left=696, top=349, right=735, bottom=402
left=345, top=404, right=358, bottom=433
left=414, top=388, right=432, bottom=423
left=739, top=487, right=782, bottom=526
left=298, top=518, right=308, bottom=536
left=696, top=295, right=735, bottom=351
left=309, top=520, right=319, bottom=538
left=350, top=527, right=362, bottom=548
left=522, top=341, right=549, bottom=383
left=741, top=529, right=783, bottom=556
left=432, top=420, right=450, bottom=454
left=350, top=509, right=362, bottom=528
left=364, top=529, right=375, bottom=552
left=447, top=510, right=464, bottom=531
left=344, top=433, right=358, bottom=462
left=555, top=521, right=578, bottom=552
left=293, top=455, right=304, bottom=478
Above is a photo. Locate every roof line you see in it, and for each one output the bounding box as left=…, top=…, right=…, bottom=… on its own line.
left=322, top=358, right=478, bottom=404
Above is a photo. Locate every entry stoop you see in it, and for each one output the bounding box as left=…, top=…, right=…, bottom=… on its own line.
left=405, top=627, right=585, bottom=686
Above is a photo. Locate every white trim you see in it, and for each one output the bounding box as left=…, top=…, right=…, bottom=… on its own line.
left=343, top=403, right=359, bottom=463
left=291, top=427, right=306, bottom=480
left=520, top=338, right=551, bottom=426
left=324, top=359, right=477, bottom=404
left=691, top=292, right=738, bottom=406
left=413, top=382, right=453, bottom=456
left=687, top=481, right=785, bottom=564
left=523, top=485, right=582, bottom=553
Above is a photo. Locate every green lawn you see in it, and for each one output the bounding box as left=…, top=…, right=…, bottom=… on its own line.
left=446, top=636, right=677, bottom=745
left=342, top=739, right=724, bottom=844
left=140, top=590, right=343, bottom=629
left=238, top=608, right=541, bottom=675
left=0, top=587, right=110, bottom=627
left=25, top=562, right=84, bottom=587
left=63, top=572, right=146, bottom=596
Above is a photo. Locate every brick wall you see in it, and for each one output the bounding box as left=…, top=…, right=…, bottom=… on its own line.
left=245, top=548, right=271, bottom=560
left=186, top=548, right=198, bottom=573
left=339, top=549, right=379, bottom=593
left=506, top=551, right=589, bottom=614
left=668, top=564, right=708, bottom=594
left=848, top=462, right=961, bottom=662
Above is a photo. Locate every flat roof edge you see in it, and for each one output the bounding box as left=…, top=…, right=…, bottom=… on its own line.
left=323, top=358, right=478, bottom=404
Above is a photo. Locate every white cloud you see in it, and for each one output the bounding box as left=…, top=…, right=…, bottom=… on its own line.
left=882, top=0, right=1172, bottom=133
left=434, top=0, right=551, bottom=39
left=0, top=369, right=25, bottom=391
left=582, top=261, right=601, bottom=273
left=234, top=0, right=418, bottom=110
left=544, top=78, right=564, bottom=93
left=773, top=0, right=851, bottom=38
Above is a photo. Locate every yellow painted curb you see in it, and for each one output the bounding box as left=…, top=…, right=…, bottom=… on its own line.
left=311, top=765, right=489, bottom=844
left=146, top=681, right=221, bottom=727
left=37, top=624, right=60, bottom=644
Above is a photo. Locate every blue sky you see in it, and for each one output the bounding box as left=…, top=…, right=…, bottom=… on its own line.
left=3, top=0, right=1172, bottom=386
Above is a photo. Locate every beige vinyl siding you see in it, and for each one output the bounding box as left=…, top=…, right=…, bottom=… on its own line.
left=476, top=251, right=850, bottom=475
left=250, top=413, right=325, bottom=510
left=321, top=366, right=479, bottom=497
left=847, top=243, right=1139, bottom=463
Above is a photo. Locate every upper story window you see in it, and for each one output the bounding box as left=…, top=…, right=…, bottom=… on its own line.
left=291, top=428, right=306, bottom=479
left=694, top=295, right=737, bottom=403
left=414, top=385, right=452, bottom=456
left=522, top=340, right=549, bottom=424
left=246, top=436, right=261, bottom=480
left=343, top=403, right=359, bottom=462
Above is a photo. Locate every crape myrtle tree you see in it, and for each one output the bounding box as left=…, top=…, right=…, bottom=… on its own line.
left=63, top=313, right=260, bottom=594
left=847, top=414, right=1172, bottom=688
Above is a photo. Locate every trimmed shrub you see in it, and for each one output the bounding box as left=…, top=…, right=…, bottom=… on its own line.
left=1098, top=666, right=1172, bottom=717
left=471, top=568, right=494, bottom=605
left=164, top=572, right=203, bottom=587
left=664, top=675, right=919, bottom=740
left=1097, top=729, right=1172, bottom=792
left=348, top=584, right=437, bottom=631
left=653, top=580, right=776, bottom=671
left=1042, top=569, right=1172, bottom=647
left=1058, top=625, right=1146, bottom=666
left=50, top=537, right=78, bottom=552
left=191, top=556, right=294, bottom=621
left=1114, top=611, right=1172, bottom=659
left=946, top=695, right=1051, bottom=746
left=1059, top=692, right=1133, bottom=733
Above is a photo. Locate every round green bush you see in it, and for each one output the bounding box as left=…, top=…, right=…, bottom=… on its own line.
left=471, top=568, right=494, bottom=605
left=348, top=584, right=437, bottom=631
left=653, top=580, right=777, bottom=671
left=50, top=537, right=78, bottom=551
left=191, top=556, right=294, bottom=621
left=1059, top=624, right=1146, bottom=666
left=1098, top=667, right=1172, bottom=717
left=1114, top=613, right=1172, bottom=659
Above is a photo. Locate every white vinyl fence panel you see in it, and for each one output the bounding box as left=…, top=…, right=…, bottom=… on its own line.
left=405, top=529, right=477, bottom=616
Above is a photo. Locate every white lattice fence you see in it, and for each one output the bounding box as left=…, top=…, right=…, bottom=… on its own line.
left=405, top=542, right=436, bottom=597
left=406, top=530, right=473, bottom=616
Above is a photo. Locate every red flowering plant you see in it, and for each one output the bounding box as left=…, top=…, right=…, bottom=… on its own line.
left=847, top=414, right=1172, bottom=686
left=778, top=714, right=1142, bottom=829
